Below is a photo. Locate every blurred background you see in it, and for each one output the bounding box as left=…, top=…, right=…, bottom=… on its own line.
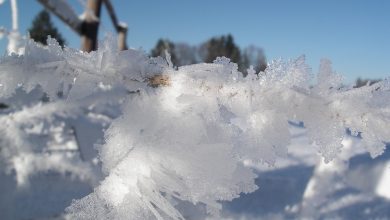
left=1, top=0, right=390, bottom=83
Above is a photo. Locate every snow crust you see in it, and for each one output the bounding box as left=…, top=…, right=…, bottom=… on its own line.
left=1, top=37, right=390, bottom=219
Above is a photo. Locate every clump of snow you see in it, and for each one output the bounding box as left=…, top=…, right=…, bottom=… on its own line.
left=118, top=21, right=128, bottom=29
left=376, top=161, right=390, bottom=200
left=1, top=37, right=390, bottom=219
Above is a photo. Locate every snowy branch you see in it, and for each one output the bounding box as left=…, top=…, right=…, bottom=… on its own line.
left=1, top=37, right=390, bottom=219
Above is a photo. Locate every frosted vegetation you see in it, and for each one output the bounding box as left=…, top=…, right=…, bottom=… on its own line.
left=1, top=37, right=390, bottom=219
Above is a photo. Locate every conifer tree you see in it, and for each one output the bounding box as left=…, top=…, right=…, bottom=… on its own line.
left=151, top=39, right=178, bottom=66
left=204, top=34, right=241, bottom=65
left=28, top=10, right=66, bottom=47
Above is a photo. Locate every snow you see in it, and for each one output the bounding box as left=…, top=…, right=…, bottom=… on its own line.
left=0, top=37, right=390, bottom=219
left=118, top=21, right=128, bottom=29
left=6, top=30, right=24, bottom=55
left=376, top=161, right=390, bottom=200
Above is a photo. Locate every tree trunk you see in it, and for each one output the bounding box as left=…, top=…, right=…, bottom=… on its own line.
left=81, top=0, right=103, bottom=52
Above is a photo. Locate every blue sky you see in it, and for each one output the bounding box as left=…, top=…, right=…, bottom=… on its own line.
left=1, top=0, right=390, bottom=82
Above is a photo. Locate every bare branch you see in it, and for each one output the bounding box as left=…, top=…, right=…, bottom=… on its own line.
left=103, top=0, right=128, bottom=50
left=102, top=0, right=119, bottom=30
left=37, top=0, right=83, bottom=35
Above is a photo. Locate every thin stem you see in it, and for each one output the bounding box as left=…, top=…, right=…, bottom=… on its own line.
left=10, top=0, right=18, bottom=30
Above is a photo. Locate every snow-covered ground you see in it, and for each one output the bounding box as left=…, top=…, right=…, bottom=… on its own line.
left=219, top=126, right=390, bottom=220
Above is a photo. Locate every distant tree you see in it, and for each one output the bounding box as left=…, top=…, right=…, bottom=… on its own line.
left=354, top=77, right=381, bottom=88
left=173, top=43, right=198, bottom=66
left=204, top=34, right=241, bottom=65
left=151, top=35, right=267, bottom=76
left=197, top=42, right=209, bottom=63
left=242, top=45, right=267, bottom=74
left=28, top=10, right=66, bottom=47
left=151, top=39, right=178, bottom=66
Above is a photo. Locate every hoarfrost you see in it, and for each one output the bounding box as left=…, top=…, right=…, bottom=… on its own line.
left=0, top=37, right=390, bottom=219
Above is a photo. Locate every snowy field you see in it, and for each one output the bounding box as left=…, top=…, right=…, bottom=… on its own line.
left=1, top=38, right=390, bottom=220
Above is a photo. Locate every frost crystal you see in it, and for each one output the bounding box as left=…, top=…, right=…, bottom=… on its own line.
left=0, top=37, right=390, bottom=219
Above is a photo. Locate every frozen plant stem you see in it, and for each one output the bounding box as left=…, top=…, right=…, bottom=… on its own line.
left=10, top=0, right=17, bottom=30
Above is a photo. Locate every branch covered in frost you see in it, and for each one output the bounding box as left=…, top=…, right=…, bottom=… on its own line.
left=1, top=38, right=390, bottom=219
